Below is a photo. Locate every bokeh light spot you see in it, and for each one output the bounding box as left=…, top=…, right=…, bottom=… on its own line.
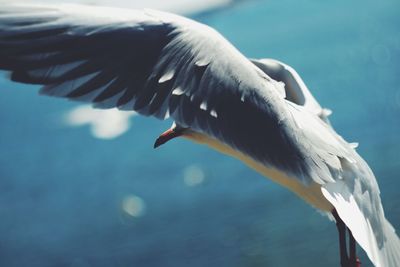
left=183, top=165, right=205, bottom=187
left=65, top=105, right=136, bottom=140
left=122, top=195, right=146, bottom=218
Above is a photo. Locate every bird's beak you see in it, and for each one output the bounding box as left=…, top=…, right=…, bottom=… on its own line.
left=154, top=127, right=185, bottom=148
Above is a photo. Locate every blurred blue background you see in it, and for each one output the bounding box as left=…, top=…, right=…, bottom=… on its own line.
left=1, top=0, right=400, bottom=266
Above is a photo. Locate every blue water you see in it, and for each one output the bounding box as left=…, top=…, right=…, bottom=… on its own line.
left=1, top=0, right=400, bottom=266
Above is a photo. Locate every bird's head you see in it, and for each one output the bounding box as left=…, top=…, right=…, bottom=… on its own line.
left=154, top=122, right=188, bottom=148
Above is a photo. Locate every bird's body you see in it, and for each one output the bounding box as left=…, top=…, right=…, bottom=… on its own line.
left=0, top=4, right=399, bottom=266
left=185, top=130, right=334, bottom=211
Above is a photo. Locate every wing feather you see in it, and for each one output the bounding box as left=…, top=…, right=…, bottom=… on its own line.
left=284, top=100, right=400, bottom=266
left=0, top=4, right=343, bottom=184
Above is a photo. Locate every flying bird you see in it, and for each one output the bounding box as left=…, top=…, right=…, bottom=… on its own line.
left=0, top=4, right=399, bottom=267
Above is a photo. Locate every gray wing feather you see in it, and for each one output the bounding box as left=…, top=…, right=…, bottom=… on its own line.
left=0, top=4, right=339, bottom=185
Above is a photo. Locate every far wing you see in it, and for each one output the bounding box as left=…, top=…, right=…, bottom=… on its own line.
left=251, top=58, right=332, bottom=124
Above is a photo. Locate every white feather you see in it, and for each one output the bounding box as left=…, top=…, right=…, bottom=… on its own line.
left=322, top=168, right=400, bottom=267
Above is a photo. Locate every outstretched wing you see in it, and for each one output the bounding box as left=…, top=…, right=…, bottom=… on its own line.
left=0, top=3, right=330, bottom=184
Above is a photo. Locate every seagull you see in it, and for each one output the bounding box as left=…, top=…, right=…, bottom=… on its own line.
left=0, top=4, right=399, bottom=267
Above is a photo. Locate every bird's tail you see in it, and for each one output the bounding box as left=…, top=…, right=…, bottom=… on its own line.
left=321, top=158, right=400, bottom=267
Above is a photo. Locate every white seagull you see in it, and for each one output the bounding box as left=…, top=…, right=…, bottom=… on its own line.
left=0, top=4, right=399, bottom=267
